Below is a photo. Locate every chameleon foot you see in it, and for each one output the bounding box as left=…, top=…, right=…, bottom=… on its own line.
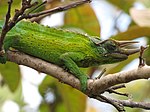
left=80, top=75, right=88, bottom=93
left=139, top=45, right=148, bottom=67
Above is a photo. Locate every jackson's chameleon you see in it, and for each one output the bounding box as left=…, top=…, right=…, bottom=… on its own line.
left=0, top=20, right=140, bottom=92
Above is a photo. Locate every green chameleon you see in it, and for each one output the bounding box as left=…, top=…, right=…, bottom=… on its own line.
left=0, top=20, right=140, bottom=92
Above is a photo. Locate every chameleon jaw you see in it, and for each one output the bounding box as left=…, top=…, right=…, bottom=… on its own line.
left=107, top=48, right=140, bottom=60
left=119, top=48, right=140, bottom=55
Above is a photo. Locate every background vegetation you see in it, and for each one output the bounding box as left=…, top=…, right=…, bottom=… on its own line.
left=0, top=0, right=150, bottom=112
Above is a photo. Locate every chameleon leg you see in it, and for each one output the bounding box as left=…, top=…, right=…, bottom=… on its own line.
left=60, top=52, right=88, bottom=93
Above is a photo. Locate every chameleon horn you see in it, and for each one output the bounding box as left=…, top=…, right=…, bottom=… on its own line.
left=117, top=40, right=139, bottom=47
left=120, top=48, right=140, bottom=55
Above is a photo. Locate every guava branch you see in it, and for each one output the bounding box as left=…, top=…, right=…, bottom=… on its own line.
left=94, top=95, right=150, bottom=110
left=6, top=50, right=150, bottom=110
left=91, top=65, right=150, bottom=94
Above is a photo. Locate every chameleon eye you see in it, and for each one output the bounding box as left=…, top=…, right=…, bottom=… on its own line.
left=105, top=41, right=117, bottom=51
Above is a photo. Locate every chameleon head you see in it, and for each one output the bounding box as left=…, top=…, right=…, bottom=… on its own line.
left=99, top=39, right=140, bottom=64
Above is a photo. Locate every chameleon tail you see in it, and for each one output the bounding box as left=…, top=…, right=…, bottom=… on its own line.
left=0, top=35, right=18, bottom=64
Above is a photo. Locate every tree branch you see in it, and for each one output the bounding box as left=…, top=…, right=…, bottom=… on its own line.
left=96, top=95, right=125, bottom=112
left=6, top=50, right=150, bottom=110
left=24, top=0, right=92, bottom=19
left=0, top=0, right=13, bottom=51
left=91, top=66, right=150, bottom=94
left=95, top=95, right=150, bottom=110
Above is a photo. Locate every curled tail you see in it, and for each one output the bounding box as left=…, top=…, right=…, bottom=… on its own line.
left=0, top=34, right=18, bottom=64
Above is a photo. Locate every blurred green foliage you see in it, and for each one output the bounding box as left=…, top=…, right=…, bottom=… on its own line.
left=0, top=0, right=150, bottom=112
left=64, top=3, right=100, bottom=36
left=0, top=62, right=21, bottom=92
left=39, top=76, right=86, bottom=112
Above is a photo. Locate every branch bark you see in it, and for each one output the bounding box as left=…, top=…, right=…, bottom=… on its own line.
left=91, top=66, right=150, bottom=94
left=95, top=95, right=150, bottom=110
left=5, top=48, right=150, bottom=111
left=7, top=50, right=150, bottom=93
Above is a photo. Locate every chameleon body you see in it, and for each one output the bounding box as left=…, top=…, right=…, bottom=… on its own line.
left=0, top=20, right=139, bottom=92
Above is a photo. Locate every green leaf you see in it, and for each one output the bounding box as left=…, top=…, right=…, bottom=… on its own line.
left=112, top=26, right=150, bottom=40
left=39, top=76, right=56, bottom=97
left=26, top=0, right=44, bottom=14
left=39, top=103, right=50, bottom=112
left=0, top=62, right=21, bottom=92
left=137, top=0, right=150, bottom=8
left=64, top=4, right=100, bottom=36
left=39, top=76, right=86, bottom=112
left=0, top=81, right=24, bottom=111
left=56, top=83, right=86, bottom=112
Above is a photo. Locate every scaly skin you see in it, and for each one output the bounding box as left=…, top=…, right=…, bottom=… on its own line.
left=0, top=20, right=140, bottom=92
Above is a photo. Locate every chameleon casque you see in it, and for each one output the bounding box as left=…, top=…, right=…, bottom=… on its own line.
left=0, top=20, right=140, bottom=92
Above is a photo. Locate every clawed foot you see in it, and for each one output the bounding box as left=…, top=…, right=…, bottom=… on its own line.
left=0, top=55, right=7, bottom=64
left=139, top=46, right=148, bottom=67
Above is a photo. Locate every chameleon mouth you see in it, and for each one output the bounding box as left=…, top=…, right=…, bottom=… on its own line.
left=119, top=48, right=140, bottom=55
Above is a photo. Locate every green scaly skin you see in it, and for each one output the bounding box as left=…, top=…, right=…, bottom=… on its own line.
left=0, top=20, right=139, bottom=92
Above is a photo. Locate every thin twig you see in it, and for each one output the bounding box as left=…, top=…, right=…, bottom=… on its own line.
left=22, top=0, right=91, bottom=19
left=106, top=84, right=128, bottom=97
left=99, top=96, right=150, bottom=110
left=95, top=68, right=106, bottom=79
left=27, top=1, right=47, bottom=14
left=95, top=95, right=125, bottom=112
left=106, top=89, right=129, bottom=97
left=92, top=94, right=150, bottom=111
left=5, top=0, right=12, bottom=27
left=0, top=0, right=13, bottom=51
left=108, top=84, right=126, bottom=90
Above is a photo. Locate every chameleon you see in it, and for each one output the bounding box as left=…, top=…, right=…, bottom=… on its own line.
left=0, top=20, right=140, bottom=92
